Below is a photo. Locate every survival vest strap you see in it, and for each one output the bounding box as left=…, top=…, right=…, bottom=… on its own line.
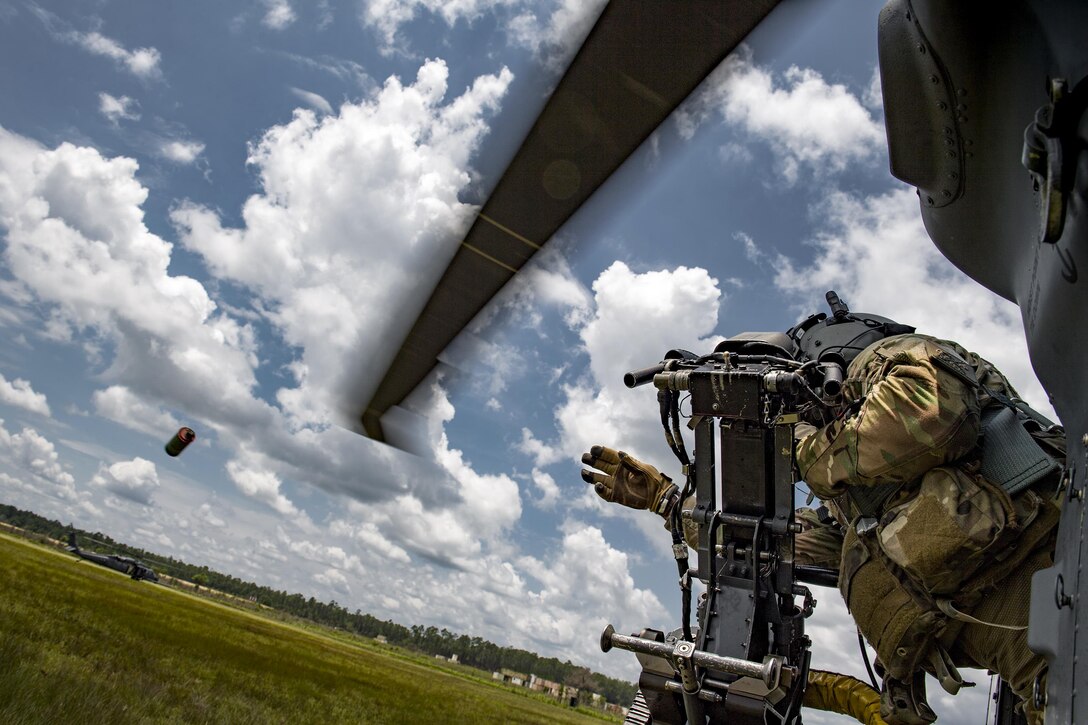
left=844, top=343, right=1063, bottom=519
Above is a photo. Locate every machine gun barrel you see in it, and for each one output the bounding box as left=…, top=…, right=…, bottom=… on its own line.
left=601, top=625, right=782, bottom=689
left=821, top=363, right=844, bottom=396
left=624, top=364, right=667, bottom=388
left=795, top=565, right=840, bottom=589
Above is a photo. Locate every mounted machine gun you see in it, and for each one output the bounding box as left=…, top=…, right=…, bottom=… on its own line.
left=602, top=328, right=844, bottom=724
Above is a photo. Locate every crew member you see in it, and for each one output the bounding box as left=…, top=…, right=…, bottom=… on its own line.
left=581, top=309, right=1064, bottom=725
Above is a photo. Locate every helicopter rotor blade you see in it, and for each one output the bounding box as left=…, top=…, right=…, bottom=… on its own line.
left=357, top=0, right=783, bottom=442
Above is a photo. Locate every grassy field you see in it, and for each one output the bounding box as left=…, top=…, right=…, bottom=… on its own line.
left=0, top=532, right=617, bottom=724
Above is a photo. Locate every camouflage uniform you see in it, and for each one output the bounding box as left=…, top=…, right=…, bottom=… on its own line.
left=793, top=506, right=844, bottom=570
left=794, top=334, right=1063, bottom=724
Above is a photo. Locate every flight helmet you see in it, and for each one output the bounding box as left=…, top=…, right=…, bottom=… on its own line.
left=788, top=291, right=915, bottom=370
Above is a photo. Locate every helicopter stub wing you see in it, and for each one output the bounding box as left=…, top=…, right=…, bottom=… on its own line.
left=356, top=0, right=783, bottom=442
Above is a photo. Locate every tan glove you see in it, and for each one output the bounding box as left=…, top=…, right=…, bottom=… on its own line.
left=581, top=445, right=678, bottom=516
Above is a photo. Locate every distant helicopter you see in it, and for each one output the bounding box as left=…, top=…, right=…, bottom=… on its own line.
left=66, top=532, right=159, bottom=583
left=351, top=2, right=1087, bottom=723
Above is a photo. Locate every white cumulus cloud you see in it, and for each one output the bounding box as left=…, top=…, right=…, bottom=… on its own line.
left=160, top=140, right=205, bottom=164
left=555, top=261, right=724, bottom=468
left=516, top=426, right=561, bottom=467
left=29, top=7, right=162, bottom=79
left=289, top=87, right=333, bottom=115
left=262, top=0, right=296, bottom=29
left=92, top=385, right=180, bottom=437
left=529, top=467, right=559, bottom=508
left=676, top=46, right=884, bottom=183
left=90, top=456, right=160, bottom=505
left=226, top=458, right=298, bottom=516
left=513, top=521, right=667, bottom=673
left=314, top=567, right=351, bottom=594
left=0, top=125, right=422, bottom=520
left=0, top=52, right=526, bottom=558
left=508, top=0, right=606, bottom=69
left=172, top=59, right=512, bottom=431
left=0, top=419, right=76, bottom=498
left=68, top=30, right=161, bottom=79
left=195, top=502, right=227, bottom=528
left=359, top=0, right=517, bottom=55
left=98, top=92, right=141, bottom=124
left=773, top=186, right=1051, bottom=417
left=0, top=373, right=50, bottom=416
left=355, top=0, right=604, bottom=65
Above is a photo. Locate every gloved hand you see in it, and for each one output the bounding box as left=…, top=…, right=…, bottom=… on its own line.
left=581, top=445, right=678, bottom=516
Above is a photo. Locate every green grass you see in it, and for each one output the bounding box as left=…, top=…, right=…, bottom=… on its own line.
left=0, top=533, right=615, bottom=724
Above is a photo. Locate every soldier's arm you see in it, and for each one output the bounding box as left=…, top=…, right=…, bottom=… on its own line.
left=794, top=335, right=981, bottom=499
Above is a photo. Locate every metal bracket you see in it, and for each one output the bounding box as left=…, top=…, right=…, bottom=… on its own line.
left=1034, top=672, right=1047, bottom=711
left=1055, top=574, right=1073, bottom=609
left=601, top=625, right=782, bottom=689
left=1021, top=79, right=1070, bottom=244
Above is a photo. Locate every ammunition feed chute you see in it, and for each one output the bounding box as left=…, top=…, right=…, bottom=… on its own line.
left=603, top=342, right=843, bottom=724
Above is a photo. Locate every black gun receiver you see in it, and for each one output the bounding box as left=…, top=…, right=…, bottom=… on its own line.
left=602, top=335, right=842, bottom=725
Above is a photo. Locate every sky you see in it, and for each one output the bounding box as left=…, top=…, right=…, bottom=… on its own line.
left=0, top=1, right=1048, bottom=722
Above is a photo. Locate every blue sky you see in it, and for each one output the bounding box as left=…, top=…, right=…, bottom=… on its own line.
left=0, top=1, right=1046, bottom=721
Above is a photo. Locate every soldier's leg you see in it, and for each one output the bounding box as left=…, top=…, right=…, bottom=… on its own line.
left=948, top=544, right=1053, bottom=725
left=794, top=507, right=844, bottom=570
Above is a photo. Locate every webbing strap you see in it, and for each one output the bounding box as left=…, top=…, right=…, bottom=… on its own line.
left=986, top=387, right=1058, bottom=429
left=935, top=599, right=1027, bottom=631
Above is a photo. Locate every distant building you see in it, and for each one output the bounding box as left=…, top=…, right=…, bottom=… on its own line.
left=562, top=685, right=580, bottom=707
left=492, top=671, right=503, bottom=681
left=435, top=655, right=446, bottom=661
left=604, top=703, right=629, bottom=717
left=528, top=674, right=562, bottom=698
left=499, top=669, right=529, bottom=686
left=375, top=635, right=388, bottom=644
left=450, top=654, right=459, bottom=663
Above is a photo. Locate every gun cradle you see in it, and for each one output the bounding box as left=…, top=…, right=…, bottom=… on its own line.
left=609, top=353, right=830, bottom=724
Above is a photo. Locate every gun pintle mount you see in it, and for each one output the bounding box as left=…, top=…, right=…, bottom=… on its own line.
left=602, top=343, right=841, bottom=724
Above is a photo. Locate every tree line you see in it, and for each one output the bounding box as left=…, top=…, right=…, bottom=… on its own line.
left=0, top=502, right=636, bottom=705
